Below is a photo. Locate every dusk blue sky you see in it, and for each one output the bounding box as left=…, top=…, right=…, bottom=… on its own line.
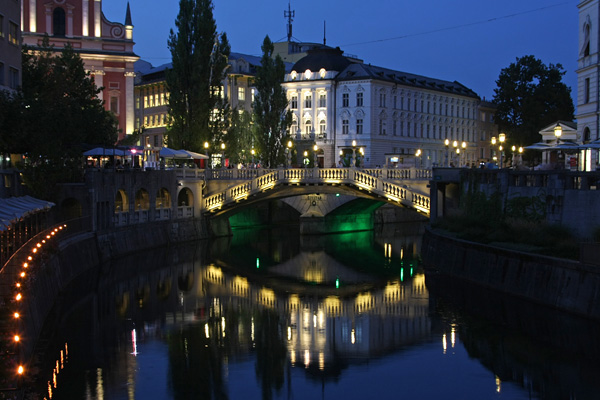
left=102, top=0, right=578, bottom=103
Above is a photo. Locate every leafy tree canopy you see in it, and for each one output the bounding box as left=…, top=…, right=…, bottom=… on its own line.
left=166, top=0, right=230, bottom=152
left=493, top=55, right=574, bottom=146
left=2, top=36, right=118, bottom=199
left=252, top=36, right=292, bottom=168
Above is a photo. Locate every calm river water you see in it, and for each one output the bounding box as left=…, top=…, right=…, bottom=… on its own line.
left=30, top=222, right=600, bottom=399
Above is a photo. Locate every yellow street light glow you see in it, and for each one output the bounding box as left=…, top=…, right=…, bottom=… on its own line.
left=23, top=263, right=28, bottom=268
left=36, top=243, right=41, bottom=248
left=452, top=140, right=458, bottom=148
left=444, top=138, right=450, bottom=146
left=14, top=312, right=19, bottom=319
left=46, top=235, right=50, bottom=239
left=27, top=256, right=32, bottom=260
left=51, top=232, right=55, bottom=236
left=14, top=335, right=20, bottom=342
left=20, top=272, right=25, bottom=278
left=32, top=248, right=37, bottom=253
left=16, top=293, right=22, bottom=301
left=499, top=133, right=506, bottom=143
left=16, top=283, right=20, bottom=288
left=17, top=365, right=24, bottom=375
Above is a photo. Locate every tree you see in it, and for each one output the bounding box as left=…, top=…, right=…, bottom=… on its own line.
left=166, top=0, right=230, bottom=152
left=252, top=36, right=292, bottom=168
left=225, top=109, right=254, bottom=165
left=493, top=55, right=574, bottom=146
left=13, top=37, right=118, bottom=200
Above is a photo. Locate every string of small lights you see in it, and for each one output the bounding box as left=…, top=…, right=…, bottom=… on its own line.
left=7, top=223, right=67, bottom=386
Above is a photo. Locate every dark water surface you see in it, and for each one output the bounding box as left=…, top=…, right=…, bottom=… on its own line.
left=31, top=223, right=600, bottom=399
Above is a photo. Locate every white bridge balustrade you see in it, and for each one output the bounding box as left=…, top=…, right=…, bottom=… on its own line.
left=202, top=167, right=431, bottom=215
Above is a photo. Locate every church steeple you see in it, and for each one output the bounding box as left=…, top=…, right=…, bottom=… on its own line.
left=125, top=2, right=133, bottom=27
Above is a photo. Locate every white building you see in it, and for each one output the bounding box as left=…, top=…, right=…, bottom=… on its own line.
left=577, top=0, right=600, bottom=170
left=283, top=47, right=481, bottom=168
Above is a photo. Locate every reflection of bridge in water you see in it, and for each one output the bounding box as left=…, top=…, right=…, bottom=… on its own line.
left=117, top=256, right=431, bottom=370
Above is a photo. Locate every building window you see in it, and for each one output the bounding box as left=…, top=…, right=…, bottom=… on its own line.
left=290, top=95, right=297, bottom=109
left=0, top=15, right=4, bottom=39
left=135, top=118, right=140, bottom=129
left=160, top=92, right=165, bottom=105
left=393, top=96, right=397, bottom=109
left=393, top=120, right=397, bottom=136
left=290, top=120, right=297, bottom=135
left=304, top=94, right=312, bottom=109
left=356, top=92, right=363, bottom=107
left=342, top=119, right=349, bottom=134
left=356, top=119, right=363, bottom=135
left=53, top=8, right=66, bottom=37
left=585, top=78, right=590, bottom=104
left=9, top=68, right=18, bottom=89
left=8, top=21, right=18, bottom=45
left=319, top=120, right=326, bottom=135
left=135, top=97, right=140, bottom=109
left=407, top=122, right=411, bottom=137
left=238, top=87, right=245, bottom=101
left=154, top=135, right=160, bottom=147
left=319, top=93, right=326, bottom=108
left=380, top=93, right=386, bottom=107
left=304, top=119, right=312, bottom=135
left=110, top=96, right=119, bottom=114
left=379, top=119, right=386, bottom=135
left=342, top=93, right=349, bottom=107
left=0, top=63, right=4, bottom=86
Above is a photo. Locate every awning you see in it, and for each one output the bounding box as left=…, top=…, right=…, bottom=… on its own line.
left=83, top=147, right=126, bottom=156
left=0, top=196, right=55, bottom=231
left=159, top=147, right=189, bottom=158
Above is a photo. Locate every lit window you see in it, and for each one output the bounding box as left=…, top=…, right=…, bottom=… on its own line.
left=304, top=94, right=312, bottom=109
left=319, top=94, right=326, bottom=108
left=319, top=120, right=326, bottom=135
left=290, top=95, right=297, bottom=109
left=238, top=87, right=245, bottom=101
left=305, top=119, right=312, bottom=135
left=9, top=21, right=18, bottom=45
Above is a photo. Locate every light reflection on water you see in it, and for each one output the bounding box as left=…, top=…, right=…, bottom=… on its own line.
left=31, top=224, right=600, bottom=399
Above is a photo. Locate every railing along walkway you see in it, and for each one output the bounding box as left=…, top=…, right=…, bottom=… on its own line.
left=203, top=167, right=431, bottom=215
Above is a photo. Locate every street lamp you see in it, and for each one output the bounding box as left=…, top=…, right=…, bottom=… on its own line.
left=339, top=149, right=344, bottom=167
left=220, top=143, right=226, bottom=169
left=554, top=123, right=562, bottom=143
left=444, top=139, right=450, bottom=167
left=461, top=142, right=467, bottom=167
left=204, top=141, right=210, bottom=169
left=498, top=133, right=506, bottom=168
left=251, top=148, right=255, bottom=167
left=313, top=144, right=318, bottom=168
left=415, top=148, right=422, bottom=168
left=286, top=140, right=293, bottom=168
left=452, top=141, right=458, bottom=167
left=351, top=140, right=357, bottom=167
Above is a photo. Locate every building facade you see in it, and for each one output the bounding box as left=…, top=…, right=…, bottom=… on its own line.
left=133, top=52, right=263, bottom=166
left=283, top=47, right=482, bottom=169
left=0, top=0, right=21, bottom=92
left=577, top=0, right=600, bottom=170
left=20, top=0, right=139, bottom=140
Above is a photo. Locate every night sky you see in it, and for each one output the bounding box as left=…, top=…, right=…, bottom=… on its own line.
left=102, top=0, right=577, bottom=102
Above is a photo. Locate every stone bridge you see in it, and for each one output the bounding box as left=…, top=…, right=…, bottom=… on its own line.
left=195, top=167, right=432, bottom=217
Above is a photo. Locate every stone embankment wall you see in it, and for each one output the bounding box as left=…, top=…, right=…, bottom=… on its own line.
left=421, top=228, right=600, bottom=320
left=19, top=219, right=206, bottom=359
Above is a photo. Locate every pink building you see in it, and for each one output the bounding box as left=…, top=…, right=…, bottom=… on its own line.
left=21, top=0, right=138, bottom=140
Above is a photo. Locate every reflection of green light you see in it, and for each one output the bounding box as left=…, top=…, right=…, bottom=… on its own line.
left=336, top=193, right=340, bottom=197
left=256, top=258, right=260, bottom=268
left=400, top=268, right=404, bottom=282
left=410, top=267, right=413, bottom=276
left=336, top=277, right=340, bottom=289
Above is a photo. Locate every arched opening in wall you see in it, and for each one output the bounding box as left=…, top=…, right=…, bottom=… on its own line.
left=135, top=189, right=150, bottom=211
left=60, top=198, right=82, bottom=220
left=53, top=7, right=66, bottom=37
left=584, top=127, right=591, bottom=143
left=177, top=188, right=194, bottom=207
left=156, top=188, right=171, bottom=209
left=115, top=189, right=129, bottom=212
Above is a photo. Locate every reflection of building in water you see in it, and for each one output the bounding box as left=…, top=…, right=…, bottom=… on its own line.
left=169, top=264, right=430, bottom=370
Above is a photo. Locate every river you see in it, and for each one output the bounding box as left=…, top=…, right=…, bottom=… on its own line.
left=29, top=222, right=600, bottom=399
